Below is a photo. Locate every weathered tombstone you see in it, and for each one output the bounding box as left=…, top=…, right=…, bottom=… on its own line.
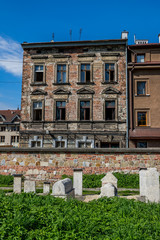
left=24, top=180, right=36, bottom=193
left=73, top=168, right=83, bottom=196
left=43, top=182, right=50, bottom=194
left=100, top=183, right=117, bottom=197
left=52, top=178, right=74, bottom=199
left=101, top=172, right=117, bottom=188
left=13, top=174, right=23, bottom=193
left=139, top=168, right=160, bottom=203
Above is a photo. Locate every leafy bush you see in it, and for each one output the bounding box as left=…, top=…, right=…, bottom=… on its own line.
left=62, top=173, right=139, bottom=189
left=0, top=174, right=13, bottom=186
left=0, top=193, right=160, bottom=239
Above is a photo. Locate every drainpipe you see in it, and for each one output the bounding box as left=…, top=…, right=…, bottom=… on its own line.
left=126, top=41, right=129, bottom=148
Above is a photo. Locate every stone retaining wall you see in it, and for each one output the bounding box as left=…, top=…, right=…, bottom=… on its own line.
left=0, top=148, right=160, bottom=181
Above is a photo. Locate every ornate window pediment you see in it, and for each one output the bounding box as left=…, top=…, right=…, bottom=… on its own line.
left=53, top=88, right=71, bottom=95
left=77, top=87, right=95, bottom=94
left=102, top=87, right=121, bottom=95
left=31, top=89, right=47, bottom=95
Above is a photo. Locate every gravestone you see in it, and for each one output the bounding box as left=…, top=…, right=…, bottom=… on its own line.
left=139, top=168, right=160, bottom=203
left=100, top=183, right=117, bottom=197
left=52, top=178, right=74, bottom=199
left=13, top=174, right=23, bottom=193
left=24, top=180, right=36, bottom=193
left=43, top=182, right=50, bottom=194
left=73, top=168, right=83, bottom=196
left=101, top=172, right=117, bottom=188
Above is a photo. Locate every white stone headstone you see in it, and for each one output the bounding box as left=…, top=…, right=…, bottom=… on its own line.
left=73, top=169, right=83, bottom=196
left=13, top=174, right=23, bottom=193
left=24, top=180, right=36, bottom=193
left=101, top=172, right=117, bottom=188
left=52, top=178, right=74, bottom=198
left=100, top=183, right=117, bottom=197
left=139, top=168, right=160, bottom=203
left=43, top=182, right=50, bottom=194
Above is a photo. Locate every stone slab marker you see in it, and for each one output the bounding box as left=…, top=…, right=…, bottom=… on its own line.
left=13, top=174, right=23, bottom=193
left=73, top=168, right=83, bottom=196
left=100, top=183, right=117, bottom=197
left=43, top=182, right=50, bottom=194
left=24, top=180, right=36, bottom=193
left=139, top=168, right=160, bottom=203
left=52, top=178, right=74, bottom=199
left=101, top=172, right=117, bottom=188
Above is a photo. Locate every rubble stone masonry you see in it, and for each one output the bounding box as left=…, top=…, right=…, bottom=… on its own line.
left=1, top=148, right=160, bottom=182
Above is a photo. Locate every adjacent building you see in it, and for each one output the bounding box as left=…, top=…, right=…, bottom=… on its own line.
left=128, top=36, right=160, bottom=148
left=0, top=110, right=21, bottom=147
left=20, top=33, right=128, bottom=148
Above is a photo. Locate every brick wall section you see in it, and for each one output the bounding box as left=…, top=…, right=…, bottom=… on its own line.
left=0, top=148, right=160, bottom=182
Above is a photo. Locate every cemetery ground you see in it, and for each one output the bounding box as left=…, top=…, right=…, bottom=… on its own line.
left=0, top=173, right=160, bottom=239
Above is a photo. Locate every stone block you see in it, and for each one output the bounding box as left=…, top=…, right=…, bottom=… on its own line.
left=101, top=172, right=117, bottom=188
left=139, top=168, right=160, bottom=203
left=13, top=174, right=23, bottom=193
left=43, top=182, right=50, bottom=194
left=24, top=180, right=36, bottom=193
left=100, top=183, right=117, bottom=197
left=73, top=168, right=83, bottom=196
left=52, top=178, right=74, bottom=198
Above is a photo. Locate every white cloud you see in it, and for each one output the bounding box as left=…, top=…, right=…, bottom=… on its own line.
left=0, top=36, right=23, bottom=77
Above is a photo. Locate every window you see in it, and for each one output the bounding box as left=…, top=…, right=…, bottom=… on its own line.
left=11, top=136, right=19, bottom=143
left=56, top=101, right=66, bottom=120
left=137, top=142, right=147, bottom=148
left=29, top=136, right=43, bottom=148
left=31, top=141, right=41, bottom=147
left=0, top=136, right=5, bottom=143
left=80, top=101, right=90, bottom=120
left=105, top=101, right=115, bottom=120
left=53, top=136, right=67, bottom=148
left=33, top=102, right=42, bottom=121
left=0, top=127, right=6, bottom=132
left=11, top=126, right=16, bottom=131
left=57, top=65, right=66, bottom=83
left=138, top=112, right=147, bottom=126
left=101, top=142, right=119, bottom=148
left=34, top=65, right=44, bottom=82
left=137, top=81, right=146, bottom=95
left=81, top=64, right=90, bottom=83
left=76, top=136, right=94, bottom=148
left=105, top=63, right=115, bottom=83
left=137, top=55, right=145, bottom=63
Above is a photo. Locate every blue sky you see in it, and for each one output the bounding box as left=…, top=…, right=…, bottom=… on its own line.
left=0, top=0, right=160, bottom=110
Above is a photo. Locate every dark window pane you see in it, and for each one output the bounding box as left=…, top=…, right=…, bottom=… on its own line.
left=105, top=63, right=115, bottom=83
left=33, top=109, right=42, bottom=121
left=80, top=101, right=90, bottom=120
left=106, top=101, right=115, bottom=108
left=110, top=71, right=114, bottom=81
left=56, top=101, right=66, bottom=120
left=137, top=142, right=147, bottom=148
left=137, top=55, right=144, bottom=63
left=138, top=112, right=147, bottom=126
left=105, top=72, right=109, bottom=82
left=86, top=71, right=90, bottom=82
left=86, top=64, right=90, bottom=70
left=81, top=64, right=85, bottom=70
left=105, top=101, right=115, bottom=120
left=86, top=108, right=90, bottom=120
left=57, top=72, right=61, bottom=83
left=81, top=71, right=85, bottom=82
left=137, top=82, right=146, bottom=95
left=63, top=72, right=66, bottom=83
left=111, top=143, right=119, bottom=148
left=101, top=142, right=109, bottom=148
left=35, top=72, right=43, bottom=82
left=105, top=64, right=109, bottom=71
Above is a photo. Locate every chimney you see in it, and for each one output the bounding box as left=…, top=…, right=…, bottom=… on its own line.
left=158, top=34, right=160, bottom=43
left=121, top=30, right=129, bottom=40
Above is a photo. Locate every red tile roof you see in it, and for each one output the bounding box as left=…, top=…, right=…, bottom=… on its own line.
left=0, top=110, right=21, bottom=122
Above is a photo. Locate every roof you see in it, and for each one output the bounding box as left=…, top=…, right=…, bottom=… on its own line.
left=129, top=43, right=160, bottom=49
left=0, top=110, right=21, bottom=122
left=21, top=39, right=127, bottom=49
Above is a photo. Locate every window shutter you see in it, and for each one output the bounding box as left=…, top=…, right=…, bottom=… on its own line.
left=114, top=62, right=118, bottom=82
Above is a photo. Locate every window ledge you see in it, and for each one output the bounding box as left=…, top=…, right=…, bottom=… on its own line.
left=135, top=94, right=150, bottom=97
left=52, top=83, right=70, bottom=85
left=30, top=83, right=47, bottom=86
left=77, top=82, right=95, bottom=85
left=101, top=81, right=118, bottom=84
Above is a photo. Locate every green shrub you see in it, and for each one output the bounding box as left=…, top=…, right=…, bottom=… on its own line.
left=62, top=173, right=139, bottom=189
left=0, top=174, right=13, bottom=186
left=0, top=193, right=160, bottom=239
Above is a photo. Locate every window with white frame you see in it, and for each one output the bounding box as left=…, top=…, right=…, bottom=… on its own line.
left=29, top=136, right=43, bottom=148
left=34, top=65, right=44, bottom=82
left=76, top=136, right=94, bottom=148
left=53, top=136, right=67, bottom=148
left=33, top=101, right=42, bottom=121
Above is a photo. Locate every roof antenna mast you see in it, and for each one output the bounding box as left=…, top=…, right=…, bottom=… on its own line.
left=52, top=33, right=54, bottom=42
left=70, top=29, right=72, bottom=41
left=79, top=28, right=82, bottom=41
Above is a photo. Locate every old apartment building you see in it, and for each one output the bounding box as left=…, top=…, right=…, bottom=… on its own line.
left=0, top=110, right=21, bottom=147
left=20, top=33, right=128, bottom=148
left=128, top=36, right=160, bottom=148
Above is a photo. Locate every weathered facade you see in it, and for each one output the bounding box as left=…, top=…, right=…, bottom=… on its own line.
left=0, top=110, right=21, bottom=147
left=128, top=40, right=160, bottom=148
left=20, top=36, right=127, bottom=148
